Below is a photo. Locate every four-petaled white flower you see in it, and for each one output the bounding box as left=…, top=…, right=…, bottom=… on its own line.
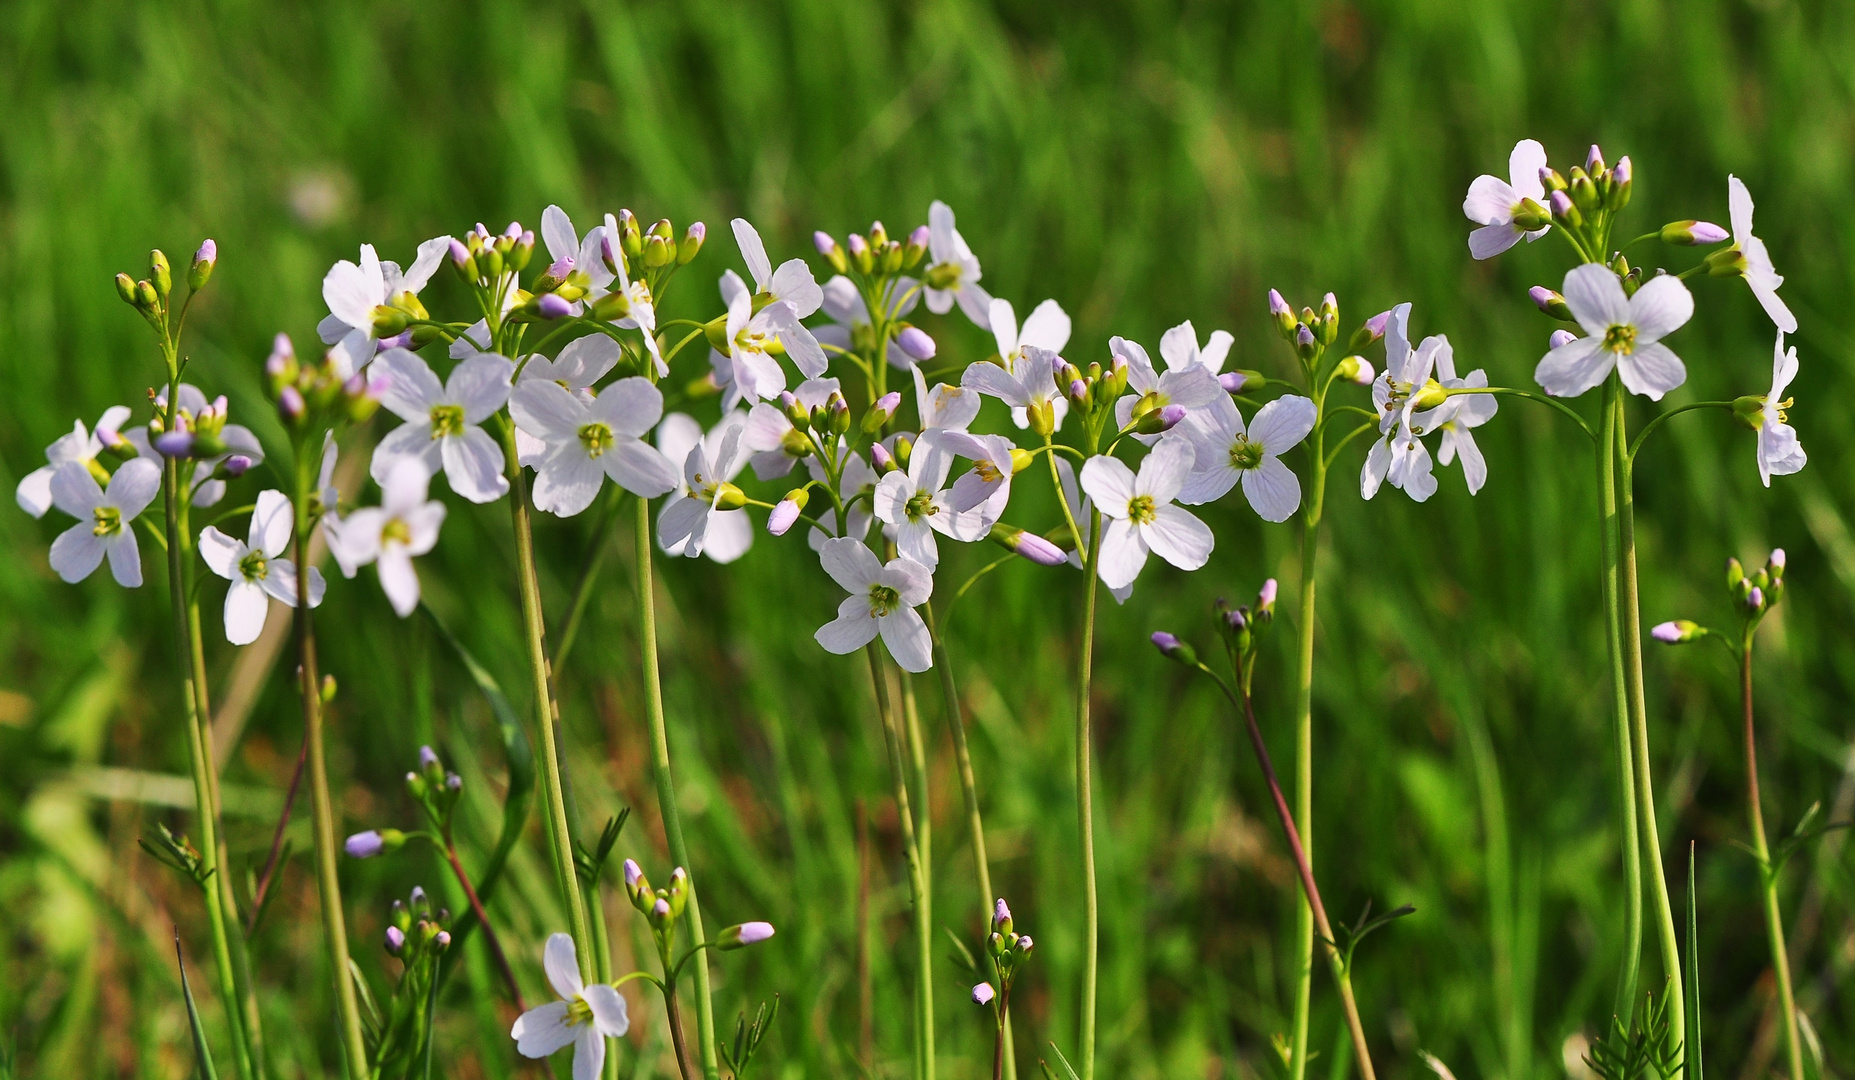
left=709, top=270, right=828, bottom=410
left=16, top=405, right=131, bottom=518
left=743, top=378, right=839, bottom=480
left=1078, top=437, right=1214, bottom=590
left=369, top=348, right=515, bottom=504
left=987, top=298, right=1072, bottom=429
left=913, top=365, right=980, bottom=433
left=658, top=414, right=753, bottom=562
left=812, top=537, right=935, bottom=672
left=732, top=218, right=824, bottom=319
left=923, top=200, right=993, bottom=328
left=942, top=431, right=1018, bottom=520
left=1054, top=458, right=1132, bottom=604
left=330, top=461, right=448, bottom=617
left=511, top=376, right=678, bottom=516
left=962, top=343, right=1064, bottom=432
left=511, top=334, right=623, bottom=465
left=601, top=213, right=667, bottom=374
left=200, top=490, right=326, bottom=645
left=1111, top=334, right=1223, bottom=445
left=540, top=205, right=614, bottom=297
left=1361, top=304, right=1440, bottom=502
left=1463, top=139, right=1551, bottom=260
left=1159, top=320, right=1235, bottom=379
left=1726, top=176, right=1797, bottom=334
left=1427, top=340, right=1498, bottom=495
left=816, top=275, right=920, bottom=368
left=511, top=933, right=629, bottom=1080
left=45, top=458, right=161, bottom=587
left=873, top=430, right=989, bottom=569
left=1180, top=393, right=1316, bottom=521
left=1755, top=331, right=1806, bottom=487
left=320, top=237, right=452, bottom=376
left=1535, top=263, right=1693, bottom=401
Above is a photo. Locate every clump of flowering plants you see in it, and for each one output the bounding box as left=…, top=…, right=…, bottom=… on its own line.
left=17, top=134, right=1815, bottom=1078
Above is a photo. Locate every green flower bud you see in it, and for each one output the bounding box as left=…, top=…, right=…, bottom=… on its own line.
left=115, top=272, right=138, bottom=306
left=135, top=279, right=159, bottom=311
left=149, top=249, right=172, bottom=299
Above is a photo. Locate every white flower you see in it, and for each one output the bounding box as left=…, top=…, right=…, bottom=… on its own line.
left=1463, top=139, right=1551, bottom=259
left=510, top=376, right=677, bottom=516
left=511, top=334, right=623, bottom=465
left=872, top=430, right=990, bottom=568
left=1362, top=320, right=1462, bottom=504
left=1361, top=425, right=1437, bottom=503
left=1428, top=342, right=1498, bottom=495
left=962, top=343, right=1064, bottom=432
left=540, top=205, right=613, bottom=294
left=987, top=298, right=1072, bottom=429
left=315, top=434, right=361, bottom=578
left=815, top=275, right=921, bottom=368
left=731, top=218, right=824, bottom=318
left=511, top=933, right=629, bottom=1080
left=941, top=431, right=1018, bottom=519
left=709, top=271, right=827, bottom=410
left=806, top=446, right=878, bottom=552
left=1727, top=176, right=1797, bottom=334
left=922, top=200, right=993, bottom=328
left=657, top=414, right=753, bottom=562
left=199, top=490, right=325, bottom=645
left=1110, top=335, right=1223, bottom=444
left=370, top=348, right=514, bottom=503
left=319, top=237, right=453, bottom=376
left=45, top=458, right=161, bottom=587
left=1179, top=394, right=1315, bottom=521
left=333, top=460, right=447, bottom=617
left=601, top=212, right=666, bottom=375
left=1755, top=331, right=1806, bottom=486
left=119, top=385, right=266, bottom=508
left=1160, top=320, right=1236, bottom=378
left=16, top=405, right=131, bottom=518
left=742, top=378, right=839, bottom=480
left=1535, top=264, right=1693, bottom=401
left=1054, top=458, right=1132, bottom=604
left=1078, top=437, right=1213, bottom=590
left=812, top=537, right=934, bottom=672
left=913, top=364, right=979, bottom=433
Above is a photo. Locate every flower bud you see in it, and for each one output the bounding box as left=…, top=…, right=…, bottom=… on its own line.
left=678, top=221, right=706, bottom=265
left=651, top=897, right=673, bottom=928
left=870, top=442, right=896, bottom=473
left=1610, top=156, right=1632, bottom=210
left=768, top=495, right=803, bottom=536
left=993, top=898, right=1013, bottom=934
left=1651, top=620, right=1706, bottom=644
left=278, top=385, right=306, bottom=424
left=815, top=231, right=848, bottom=274
left=1150, top=631, right=1198, bottom=666
left=1660, top=220, right=1729, bottom=246
left=1135, top=403, right=1187, bottom=435
left=1511, top=198, right=1552, bottom=231
left=829, top=395, right=851, bottom=435
left=1726, top=556, right=1745, bottom=588
left=188, top=239, right=217, bottom=291
left=667, top=866, right=690, bottom=919
left=1768, top=548, right=1786, bottom=575
left=1746, top=586, right=1765, bottom=612
left=115, top=272, right=138, bottom=306
left=509, top=230, right=536, bottom=273
left=135, top=278, right=160, bottom=311
left=154, top=430, right=196, bottom=458
left=623, top=858, right=651, bottom=908
left=891, top=433, right=913, bottom=468
left=385, top=925, right=406, bottom=954
left=1069, top=378, right=1089, bottom=403
left=1334, top=357, right=1374, bottom=386
left=1294, top=324, right=1318, bottom=360
left=1549, top=190, right=1582, bottom=228
left=1257, top=578, right=1278, bottom=616
left=1530, top=286, right=1574, bottom=321
left=448, top=238, right=476, bottom=283
left=716, top=922, right=776, bottom=950
left=345, top=828, right=406, bottom=859
left=895, top=326, right=937, bottom=361
left=847, top=232, right=873, bottom=274
left=714, top=481, right=747, bottom=510
left=591, top=289, right=632, bottom=322
left=988, top=523, right=1067, bottom=566
left=1268, top=289, right=1296, bottom=340
left=972, top=983, right=996, bottom=1006
left=1568, top=167, right=1599, bottom=214
left=865, top=390, right=903, bottom=432
left=149, top=249, right=172, bottom=298
left=1549, top=329, right=1578, bottom=350
left=641, top=235, right=672, bottom=269
left=537, top=293, right=573, bottom=319
left=1348, top=311, right=1389, bottom=351
left=905, top=225, right=930, bottom=267
left=221, top=454, right=254, bottom=478
left=1539, top=166, right=1567, bottom=193
left=1408, top=379, right=1450, bottom=413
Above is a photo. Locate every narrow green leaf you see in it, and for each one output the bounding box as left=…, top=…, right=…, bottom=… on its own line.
left=1044, top=1042, right=1083, bottom=1080
left=1684, top=844, right=1702, bottom=1080
left=174, top=929, right=220, bottom=1080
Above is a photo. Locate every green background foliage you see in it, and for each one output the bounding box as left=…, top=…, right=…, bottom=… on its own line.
left=2, top=0, right=1853, bottom=1075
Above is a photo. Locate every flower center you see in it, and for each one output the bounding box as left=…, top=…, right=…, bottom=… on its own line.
left=564, top=995, right=594, bottom=1027
left=239, top=550, right=269, bottom=581
left=1228, top=436, right=1264, bottom=471
left=925, top=262, right=962, bottom=290
left=1127, top=494, right=1156, bottom=525
left=92, top=505, right=121, bottom=537
left=692, top=471, right=718, bottom=502
left=429, top=403, right=465, bottom=439
left=382, top=517, right=412, bottom=546
left=578, top=422, right=614, bottom=458
left=868, top=583, right=901, bottom=618
left=973, top=459, right=1003, bottom=483
left=905, top=490, right=938, bottom=521
left=1602, top=324, right=1636, bottom=355
left=1770, top=395, right=1793, bottom=423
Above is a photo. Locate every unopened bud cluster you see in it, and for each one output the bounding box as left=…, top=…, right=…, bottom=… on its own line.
left=267, top=333, right=382, bottom=429
left=1653, top=550, right=1786, bottom=647
left=971, top=897, right=1034, bottom=1014
left=384, top=885, right=452, bottom=959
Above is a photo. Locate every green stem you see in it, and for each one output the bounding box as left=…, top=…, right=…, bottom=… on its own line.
left=292, top=451, right=368, bottom=1078
left=1613, top=390, right=1685, bottom=1062
left=1597, top=377, right=1644, bottom=1017
left=634, top=497, right=718, bottom=1079
left=499, top=424, right=594, bottom=967
left=1741, top=641, right=1804, bottom=1080
left=900, top=670, right=937, bottom=1080
left=866, top=644, right=931, bottom=1080
left=1288, top=431, right=1324, bottom=1080
left=1077, top=508, right=1102, bottom=1080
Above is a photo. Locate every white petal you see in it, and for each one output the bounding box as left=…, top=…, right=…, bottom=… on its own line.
left=1617, top=341, right=1686, bottom=401
left=49, top=461, right=103, bottom=518
left=1360, top=437, right=1392, bottom=500
left=1533, top=336, right=1613, bottom=398
left=1142, top=504, right=1213, bottom=570
left=544, top=933, right=584, bottom=1000
left=15, top=466, right=55, bottom=518
left=542, top=205, right=579, bottom=263
left=249, top=489, right=295, bottom=556
left=1177, top=462, right=1239, bottom=506
left=656, top=413, right=705, bottom=476
left=511, top=1001, right=576, bottom=1058
left=601, top=440, right=678, bottom=498
left=370, top=422, right=444, bottom=488
left=552, top=335, right=622, bottom=388
left=1136, top=435, right=1195, bottom=503
left=1200, top=330, right=1233, bottom=372
left=262, top=558, right=320, bottom=606
left=816, top=600, right=880, bottom=654
left=1508, top=139, right=1548, bottom=199
left=1626, top=275, right=1694, bottom=344
left=377, top=544, right=422, bottom=617
left=372, top=349, right=446, bottom=421
left=1452, top=428, right=1489, bottom=494
left=1468, top=223, right=1523, bottom=260
left=1239, top=456, right=1302, bottom=522
left=1094, top=518, right=1149, bottom=590
left=104, top=529, right=143, bottom=587
left=819, top=536, right=883, bottom=592
left=1747, top=272, right=1797, bottom=334
left=960, top=362, right=1028, bottom=407
left=872, top=472, right=912, bottom=526
left=770, top=258, right=823, bottom=318
left=401, top=236, right=452, bottom=295
left=448, top=354, right=517, bottom=424
left=50, top=523, right=106, bottom=582
left=322, top=260, right=378, bottom=329
left=657, top=495, right=708, bottom=550
left=584, top=984, right=630, bottom=1038
left=1560, top=264, right=1631, bottom=338
left=988, top=297, right=1019, bottom=359
left=105, top=458, right=162, bottom=520
left=731, top=218, right=773, bottom=290
left=883, top=555, right=935, bottom=607
left=317, top=312, right=351, bottom=345
left=1158, top=321, right=1198, bottom=372
left=1728, top=175, right=1754, bottom=243
left=1248, top=395, right=1317, bottom=454
left=1018, top=299, right=1072, bottom=352
left=511, top=379, right=586, bottom=444
left=955, top=282, right=994, bottom=329
left=223, top=580, right=271, bottom=645
left=442, top=427, right=511, bottom=503
left=1079, top=455, right=1137, bottom=519
left=822, top=275, right=867, bottom=325
left=701, top=509, right=754, bottom=563
left=532, top=447, right=605, bottom=517
left=1462, top=174, right=1518, bottom=226
left=198, top=527, right=244, bottom=580
left=879, top=606, right=934, bottom=673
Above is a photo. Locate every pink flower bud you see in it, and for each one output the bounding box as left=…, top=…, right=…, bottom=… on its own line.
left=154, top=431, right=196, bottom=458
left=1585, top=144, right=1605, bottom=175
left=1268, top=288, right=1291, bottom=316
left=874, top=391, right=902, bottom=417
left=624, top=859, right=644, bottom=889
left=278, top=386, right=306, bottom=422
left=537, top=293, right=573, bottom=319
left=1014, top=532, right=1066, bottom=566
left=1651, top=622, right=1683, bottom=643
left=908, top=225, right=930, bottom=249
left=1768, top=548, right=1786, bottom=572
left=814, top=231, right=837, bottom=255
left=994, top=898, right=1012, bottom=928
left=1259, top=578, right=1278, bottom=609
left=971, top=983, right=996, bottom=1005
left=345, top=831, right=385, bottom=858
left=870, top=443, right=894, bottom=471
left=223, top=455, right=253, bottom=477
left=1363, top=310, right=1391, bottom=340
left=737, top=922, right=775, bottom=944
left=768, top=498, right=801, bottom=536
left=384, top=925, right=405, bottom=954
left=896, top=326, right=937, bottom=361
left=1746, top=586, right=1764, bottom=611
left=1549, top=330, right=1578, bottom=350
left=1688, top=221, right=1729, bottom=244
left=847, top=233, right=869, bottom=257
left=1549, top=190, right=1575, bottom=218
left=449, top=238, right=470, bottom=265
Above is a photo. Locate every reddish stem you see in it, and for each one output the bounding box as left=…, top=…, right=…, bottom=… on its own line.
left=442, top=835, right=525, bottom=1013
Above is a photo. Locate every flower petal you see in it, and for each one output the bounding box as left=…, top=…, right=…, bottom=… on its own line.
left=879, top=605, right=934, bottom=673
left=49, top=461, right=103, bottom=518
left=542, top=205, right=579, bottom=263
left=551, top=335, right=622, bottom=388
left=224, top=579, right=271, bottom=645
left=1079, top=455, right=1137, bottom=519
left=1018, top=299, right=1072, bottom=352
left=109, top=458, right=163, bottom=519
left=1468, top=223, right=1522, bottom=261
left=249, top=489, right=295, bottom=557
left=955, top=281, right=994, bottom=329
left=532, top=446, right=607, bottom=517
left=731, top=218, right=774, bottom=291
left=1248, top=395, right=1317, bottom=455
left=544, top=932, right=584, bottom=1000
left=1136, top=435, right=1195, bottom=504
left=1626, top=274, right=1694, bottom=344
left=819, top=536, right=883, bottom=593
left=442, top=426, right=511, bottom=503
left=448, top=354, right=517, bottom=424
left=377, top=544, right=422, bottom=617
left=1560, top=263, right=1631, bottom=338
left=1094, top=518, right=1148, bottom=590
left=1142, top=504, right=1213, bottom=570
left=511, top=1001, right=576, bottom=1059
left=960, top=361, right=1028, bottom=407
left=1240, top=456, right=1302, bottom=522
left=370, top=422, right=444, bottom=488
left=601, top=440, right=678, bottom=498
left=816, top=598, right=879, bottom=654
left=584, top=984, right=630, bottom=1038
left=371, top=348, right=446, bottom=421
left=104, top=529, right=143, bottom=587
left=50, top=523, right=105, bottom=582
left=1462, top=175, right=1518, bottom=226
left=1508, top=139, right=1548, bottom=199
left=770, top=258, right=823, bottom=318
left=1617, top=341, right=1686, bottom=401
left=1533, top=335, right=1612, bottom=398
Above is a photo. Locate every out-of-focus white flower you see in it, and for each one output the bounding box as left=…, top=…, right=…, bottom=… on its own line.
left=1463, top=139, right=1551, bottom=259
left=511, top=377, right=677, bottom=516
left=1078, top=437, right=1213, bottom=590
left=1726, top=176, right=1797, bottom=334
left=812, top=537, right=934, bottom=672
left=962, top=342, right=1065, bottom=433
left=330, top=461, right=447, bottom=617
left=1179, top=394, right=1315, bottom=521
left=1159, top=320, right=1235, bottom=378
left=45, top=458, right=161, bottom=587
left=1755, top=331, right=1806, bottom=486
left=814, top=275, right=921, bottom=369
left=16, top=405, right=131, bottom=518
left=657, top=414, right=752, bottom=562
left=199, top=489, right=325, bottom=644
left=1426, top=341, right=1498, bottom=495
left=369, top=349, right=514, bottom=503
left=510, top=933, right=629, bottom=1080
left=1535, top=264, right=1693, bottom=400
left=987, top=298, right=1072, bottom=429
left=913, top=364, right=979, bottom=433
left=319, top=237, right=452, bottom=376
left=922, top=200, right=993, bottom=328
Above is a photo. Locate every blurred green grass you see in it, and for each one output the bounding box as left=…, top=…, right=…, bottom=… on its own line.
left=4, top=0, right=1855, bottom=1076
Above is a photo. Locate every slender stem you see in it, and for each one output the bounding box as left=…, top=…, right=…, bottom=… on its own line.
left=165, top=454, right=256, bottom=1080
left=1627, top=401, right=1734, bottom=461
left=856, top=799, right=874, bottom=1073
left=900, top=669, right=937, bottom=1080
left=553, top=488, right=627, bottom=674
left=247, top=735, right=309, bottom=932
left=1741, top=641, right=1804, bottom=1080
left=1076, top=508, right=1102, bottom=1080
left=664, top=981, right=699, bottom=1080
left=926, top=606, right=1016, bottom=1080
left=634, top=497, right=718, bottom=1079
left=500, top=424, right=594, bottom=965
left=1613, top=391, right=1685, bottom=1060
left=866, top=644, right=930, bottom=1080
left=1597, top=377, right=1644, bottom=1016
left=442, top=834, right=525, bottom=1012
left=293, top=455, right=368, bottom=1077
left=1288, top=410, right=1327, bottom=1080
left=1214, top=673, right=1375, bottom=1080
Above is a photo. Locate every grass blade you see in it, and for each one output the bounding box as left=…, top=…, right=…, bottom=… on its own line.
left=1684, top=843, right=1701, bottom=1080
left=174, top=929, right=220, bottom=1080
